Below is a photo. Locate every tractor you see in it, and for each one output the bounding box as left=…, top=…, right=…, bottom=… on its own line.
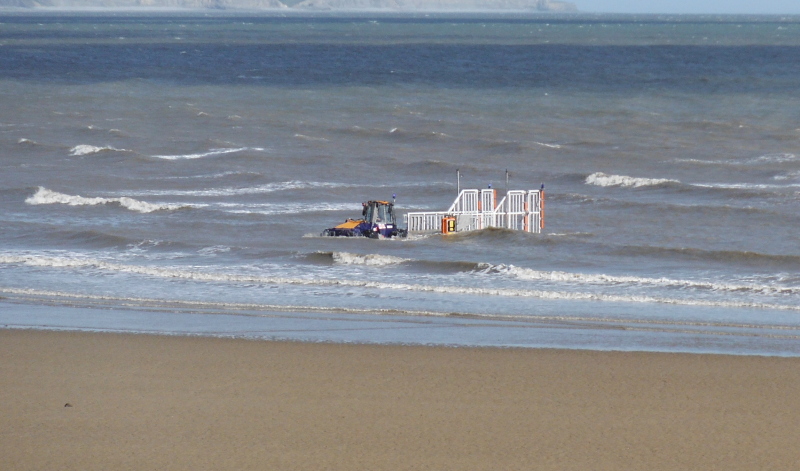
left=322, top=199, right=406, bottom=239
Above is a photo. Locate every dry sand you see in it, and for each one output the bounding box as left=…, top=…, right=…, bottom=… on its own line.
left=2, top=329, right=800, bottom=470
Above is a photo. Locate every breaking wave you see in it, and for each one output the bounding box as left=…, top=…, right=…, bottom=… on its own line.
left=150, top=147, right=265, bottom=160
left=675, top=153, right=798, bottom=166
left=330, top=251, right=408, bottom=266
left=211, top=201, right=359, bottom=215
left=692, top=182, right=800, bottom=190
left=70, top=144, right=130, bottom=156
left=1, top=254, right=798, bottom=311
left=774, top=171, right=800, bottom=181
left=585, top=172, right=680, bottom=188
left=749, top=153, right=798, bottom=164
left=304, top=252, right=478, bottom=271
left=151, top=170, right=263, bottom=181
left=121, top=180, right=437, bottom=198
left=25, top=187, right=189, bottom=213
left=475, top=263, right=800, bottom=296
left=123, top=180, right=353, bottom=197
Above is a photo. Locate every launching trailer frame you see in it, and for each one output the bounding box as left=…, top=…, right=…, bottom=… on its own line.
left=405, top=186, right=545, bottom=235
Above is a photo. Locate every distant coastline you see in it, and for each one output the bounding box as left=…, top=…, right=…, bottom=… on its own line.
left=0, top=0, right=578, bottom=12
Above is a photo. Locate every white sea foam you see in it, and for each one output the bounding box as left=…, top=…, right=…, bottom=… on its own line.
left=121, top=181, right=353, bottom=197
left=198, top=245, right=232, bottom=256
left=750, top=153, right=797, bottom=164
left=331, top=252, right=408, bottom=266
left=69, top=144, right=129, bottom=156
left=151, top=171, right=261, bottom=181
left=25, top=187, right=188, bottom=213
left=294, top=133, right=329, bottom=142
left=675, top=153, right=798, bottom=167
left=214, top=202, right=359, bottom=215
left=17, top=138, right=37, bottom=145
left=128, top=180, right=445, bottom=198
left=0, top=286, right=447, bottom=319
left=585, top=172, right=679, bottom=188
left=1, top=254, right=798, bottom=311
left=693, top=182, right=800, bottom=190
left=5, top=286, right=800, bottom=336
left=774, top=171, right=800, bottom=181
left=150, top=147, right=264, bottom=160
left=673, top=158, right=722, bottom=166
left=476, top=263, right=800, bottom=296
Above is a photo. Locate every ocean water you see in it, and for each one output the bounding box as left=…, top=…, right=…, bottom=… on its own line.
left=2, top=12, right=800, bottom=355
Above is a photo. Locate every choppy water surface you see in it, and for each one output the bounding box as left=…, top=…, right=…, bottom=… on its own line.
left=2, top=12, right=800, bottom=355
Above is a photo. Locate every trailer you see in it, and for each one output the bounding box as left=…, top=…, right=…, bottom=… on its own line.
left=405, top=172, right=544, bottom=235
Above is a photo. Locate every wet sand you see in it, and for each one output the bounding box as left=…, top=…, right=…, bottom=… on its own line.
left=2, top=329, right=800, bottom=470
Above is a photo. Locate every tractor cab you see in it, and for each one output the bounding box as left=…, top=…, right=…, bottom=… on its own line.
left=322, top=199, right=406, bottom=239
left=363, top=200, right=394, bottom=226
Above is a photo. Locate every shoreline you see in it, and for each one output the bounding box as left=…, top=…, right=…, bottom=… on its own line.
left=3, top=328, right=800, bottom=470
left=6, top=324, right=800, bottom=358
left=4, top=298, right=800, bottom=357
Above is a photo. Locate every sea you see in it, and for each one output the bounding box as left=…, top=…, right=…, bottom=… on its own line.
left=2, top=11, right=800, bottom=355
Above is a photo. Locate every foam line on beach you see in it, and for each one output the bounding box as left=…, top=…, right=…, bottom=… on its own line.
left=3, top=287, right=800, bottom=335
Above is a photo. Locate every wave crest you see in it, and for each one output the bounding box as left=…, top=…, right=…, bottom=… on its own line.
left=475, top=263, right=800, bottom=295
left=25, top=187, right=186, bottom=213
left=150, top=147, right=265, bottom=160
left=585, top=172, right=679, bottom=188
left=331, top=251, right=408, bottom=266
left=123, top=180, right=352, bottom=197
left=70, top=144, right=129, bottom=156
left=1, top=254, right=798, bottom=312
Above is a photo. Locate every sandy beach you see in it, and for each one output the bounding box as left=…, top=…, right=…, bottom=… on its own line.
left=2, top=329, right=799, bottom=470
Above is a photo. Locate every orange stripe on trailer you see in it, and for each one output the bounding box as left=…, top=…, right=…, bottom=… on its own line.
left=540, top=189, right=545, bottom=230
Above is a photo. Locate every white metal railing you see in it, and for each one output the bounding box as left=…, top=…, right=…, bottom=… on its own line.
left=405, top=188, right=544, bottom=234
left=448, top=189, right=478, bottom=213
left=405, top=211, right=446, bottom=233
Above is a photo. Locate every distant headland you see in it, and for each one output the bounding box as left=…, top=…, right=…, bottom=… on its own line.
left=0, top=0, right=578, bottom=12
